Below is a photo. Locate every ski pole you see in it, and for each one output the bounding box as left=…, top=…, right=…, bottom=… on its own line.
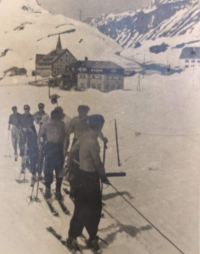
left=34, top=172, right=41, bottom=202
left=28, top=184, right=35, bottom=204
left=103, top=141, right=107, bottom=165
left=114, top=119, right=121, bottom=167
left=109, top=182, right=185, bottom=254
left=101, top=141, right=107, bottom=192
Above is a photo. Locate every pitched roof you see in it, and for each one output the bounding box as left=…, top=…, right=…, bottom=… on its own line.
left=180, top=47, right=200, bottom=59
left=84, top=61, right=123, bottom=69
left=36, top=54, right=45, bottom=64
left=66, top=60, right=123, bottom=69
left=38, top=49, right=68, bottom=65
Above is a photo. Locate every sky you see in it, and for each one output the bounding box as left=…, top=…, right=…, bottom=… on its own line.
left=38, top=0, right=152, bottom=20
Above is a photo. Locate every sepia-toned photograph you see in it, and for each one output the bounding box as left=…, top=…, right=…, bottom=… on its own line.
left=0, top=0, right=199, bottom=253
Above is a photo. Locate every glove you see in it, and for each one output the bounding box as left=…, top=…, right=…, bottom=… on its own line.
left=59, top=165, right=69, bottom=178
left=103, top=137, right=108, bottom=144
left=101, top=175, right=110, bottom=185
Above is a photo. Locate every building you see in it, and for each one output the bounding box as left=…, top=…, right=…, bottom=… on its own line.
left=180, top=47, right=200, bottom=68
left=61, top=58, right=124, bottom=92
left=4, top=67, right=27, bottom=76
left=36, top=36, right=77, bottom=77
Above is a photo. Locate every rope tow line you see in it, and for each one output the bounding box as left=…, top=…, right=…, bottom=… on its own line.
left=109, top=182, right=185, bottom=254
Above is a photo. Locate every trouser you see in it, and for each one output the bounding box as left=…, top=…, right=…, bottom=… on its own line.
left=69, top=168, right=102, bottom=240
left=11, top=126, right=20, bottom=155
left=38, top=145, right=45, bottom=175
left=19, top=132, right=39, bottom=176
left=44, top=142, right=64, bottom=191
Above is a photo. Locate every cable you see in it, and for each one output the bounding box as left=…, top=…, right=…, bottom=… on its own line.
left=117, top=122, right=200, bottom=137
left=109, top=182, right=185, bottom=254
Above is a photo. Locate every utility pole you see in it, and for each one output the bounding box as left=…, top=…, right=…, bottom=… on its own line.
left=79, top=9, right=82, bottom=21
left=137, top=74, right=141, bottom=91
left=143, top=53, right=146, bottom=79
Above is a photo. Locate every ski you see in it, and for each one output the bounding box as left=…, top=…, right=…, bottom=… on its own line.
left=46, top=227, right=82, bottom=254
left=55, top=194, right=70, bottom=215
left=39, top=188, right=59, bottom=217
left=15, top=179, right=28, bottom=184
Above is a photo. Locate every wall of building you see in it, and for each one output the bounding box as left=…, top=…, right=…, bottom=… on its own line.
left=36, top=65, right=52, bottom=77
left=77, top=73, right=124, bottom=92
left=106, top=75, right=124, bottom=91
left=77, top=73, right=89, bottom=90
left=52, top=51, right=76, bottom=76
left=180, top=59, right=200, bottom=68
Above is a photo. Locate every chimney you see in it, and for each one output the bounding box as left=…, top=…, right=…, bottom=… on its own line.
left=191, top=47, right=196, bottom=55
left=85, top=57, right=88, bottom=62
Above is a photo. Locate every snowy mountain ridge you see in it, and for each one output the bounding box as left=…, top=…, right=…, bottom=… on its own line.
left=86, top=0, right=200, bottom=48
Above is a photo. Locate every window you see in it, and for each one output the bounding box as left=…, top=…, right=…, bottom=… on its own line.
left=198, top=60, right=200, bottom=63
left=60, top=65, right=63, bottom=68
left=80, top=75, right=86, bottom=79
left=92, top=75, right=101, bottom=80
left=191, top=60, right=195, bottom=63
left=60, top=59, right=63, bottom=62
left=185, top=60, right=189, bottom=63
left=54, top=71, right=57, bottom=74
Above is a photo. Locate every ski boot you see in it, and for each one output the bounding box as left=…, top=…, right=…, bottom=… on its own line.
left=66, top=237, right=80, bottom=252
left=20, top=167, right=25, bottom=174
left=87, top=236, right=100, bottom=252
left=30, top=176, right=36, bottom=187
left=14, top=153, right=18, bottom=161
left=55, top=190, right=63, bottom=201
left=44, top=187, right=51, bottom=199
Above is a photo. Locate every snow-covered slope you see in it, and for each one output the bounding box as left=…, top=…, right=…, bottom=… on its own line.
left=87, top=0, right=200, bottom=48
left=0, top=0, right=137, bottom=78
left=0, top=70, right=199, bottom=254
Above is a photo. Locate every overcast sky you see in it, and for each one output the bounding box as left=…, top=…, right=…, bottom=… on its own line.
left=38, top=0, right=151, bottom=20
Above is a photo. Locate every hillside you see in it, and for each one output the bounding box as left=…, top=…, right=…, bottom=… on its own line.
left=0, top=0, right=137, bottom=79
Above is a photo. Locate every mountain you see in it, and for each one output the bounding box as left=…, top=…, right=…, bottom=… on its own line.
left=86, top=0, right=200, bottom=49
left=0, top=0, right=136, bottom=79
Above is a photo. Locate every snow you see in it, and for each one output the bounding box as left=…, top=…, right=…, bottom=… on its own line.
left=0, top=68, right=199, bottom=254
left=0, top=0, right=199, bottom=254
left=0, top=0, right=136, bottom=78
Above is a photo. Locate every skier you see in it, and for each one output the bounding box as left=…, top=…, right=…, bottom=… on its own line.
left=66, top=114, right=109, bottom=253
left=38, top=108, right=65, bottom=200
left=64, top=105, right=108, bottom=155
left=19, top=105, right=39, bottom=186
left=8, top=106, right=21, bottom=161
left=55, top=106, right=71, bottom=132
left=34, top=103, right=49, bottom=178
left=34, top=103, right=49, bottom=126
